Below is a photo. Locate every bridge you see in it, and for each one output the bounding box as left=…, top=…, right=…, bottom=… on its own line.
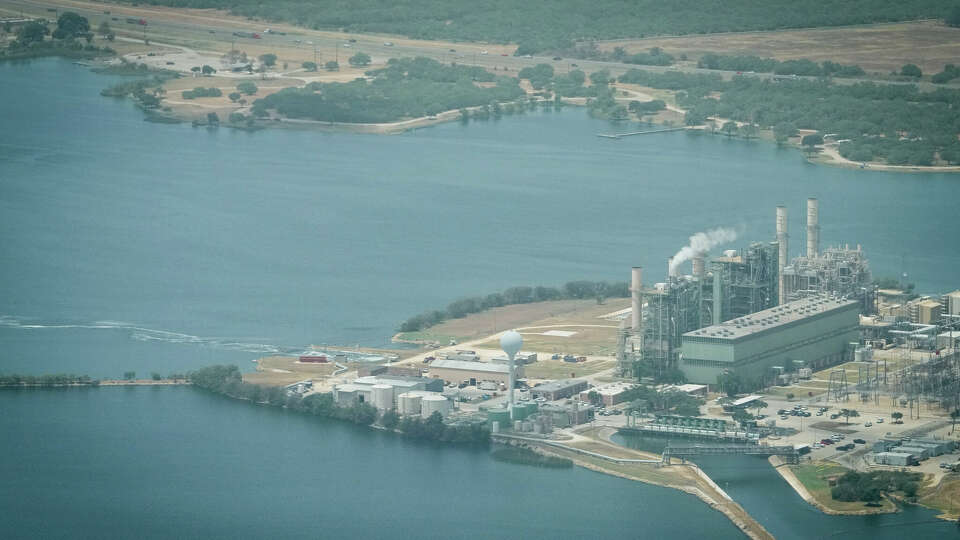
left=662, top=444, right=799, bottom=465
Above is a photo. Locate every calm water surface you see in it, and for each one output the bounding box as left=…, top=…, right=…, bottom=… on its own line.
left=1, top=59, right=959, bottom=538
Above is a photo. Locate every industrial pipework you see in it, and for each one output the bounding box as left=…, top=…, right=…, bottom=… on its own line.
left=807, top=198, right=819, bottom=258
left=776, top=205, right=788, bottom=305
left=631, top=266, right=643, bottom=332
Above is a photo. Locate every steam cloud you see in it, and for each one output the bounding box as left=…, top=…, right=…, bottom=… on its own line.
left=669, top=227, right=738, bottom=275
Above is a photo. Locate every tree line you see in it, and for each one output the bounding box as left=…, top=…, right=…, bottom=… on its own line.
left=251, top=57, right=524, bottom=123
left=831, top=470, right=923, bottom=503
left=188, top=365, right=490, bottom=445
left=127, top=1, right=953, bottom=55
left=2, top=12, right=114, bottom=61
left=616, top=68, right=960, bottom=166
left=398, top=279, right=629, bottom=333
left=698, top=53, right=865, bottom=78
left=0, top=374, right=98, bottom=387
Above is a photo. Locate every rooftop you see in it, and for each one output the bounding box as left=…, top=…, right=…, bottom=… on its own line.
left=354, top=375, right=432, bottom=388
left=684, top=295, right=858, bottom=341
left=730, top=394, right=763, bottom=406
left=588, top=382, right=636, bottom=396
left=428, top=359, right=510, bottom=374
left=535, top=379, right=587, bottom=393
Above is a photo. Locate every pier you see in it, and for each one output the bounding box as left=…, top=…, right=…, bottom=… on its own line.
left=663, top=444, right=799, bottom=465
left=597, top=127, right=687, bottom=139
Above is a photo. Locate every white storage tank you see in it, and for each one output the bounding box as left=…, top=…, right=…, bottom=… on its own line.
left=420, top=395, right=451, bottom=419
left=372, top=384, right=394, bottom=410
left=397, top=392, right=422, bottom=415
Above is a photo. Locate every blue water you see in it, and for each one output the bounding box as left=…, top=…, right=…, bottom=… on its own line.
left=1, top=58, right=959, bottom=538
left=0, top=388, right=742, bottom=539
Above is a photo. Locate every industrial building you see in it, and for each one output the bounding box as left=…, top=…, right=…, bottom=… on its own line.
left=491, top=351, right=538, bottom=365
left=533, top=379, right=589, bottom=401
left=679, top=295, right=860, bottom=385
left=874, top=452, right=916, bottom=466
left=579, top=382, right=636, bottom=406
left=353, top=375, right=444, bottom=394
left=619, top=199, right=874, bottom=385
left=426, top=359, right=518, bottom=386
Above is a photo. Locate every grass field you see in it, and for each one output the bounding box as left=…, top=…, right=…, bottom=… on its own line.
left=790, top=461, right=897, bottom=513
left=598, top=20, right=960, bottom=77
left=243, top=355, right=336, bottom=386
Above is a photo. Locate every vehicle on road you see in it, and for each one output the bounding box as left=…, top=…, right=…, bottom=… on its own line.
left=383, top=42, right=393, bottom=46
left=501, top=53, right=508, bottom=56
left=553, top=56, right=562, bottom=60
left=780, top=415, right=788, bottom=420
left=853, top=439, right=866, bottom=444
left=480, top=50, right=488, bottom=55
left=876, top=418, right=883, bottom=423
left=349, top=38, right=357, bottom=42
left=864, top=422, right=872, bottom=427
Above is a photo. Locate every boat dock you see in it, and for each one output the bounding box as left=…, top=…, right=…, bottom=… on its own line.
left=597, top=127, right=687, bottom=139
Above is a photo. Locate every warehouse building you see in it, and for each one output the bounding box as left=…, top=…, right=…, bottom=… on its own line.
left=353, top=375, right=443, bottom=393
left=426, top=359, right=519, bottom=386
left=579, top=382, right=636, bottom=406
left=679, top=295, right=860, bottom=385
left=533, top=379, right=589, bottom=401
left=874, top=452, right=916, bottom=466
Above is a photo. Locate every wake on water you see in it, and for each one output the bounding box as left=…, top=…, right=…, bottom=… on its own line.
left=0, top=315, right=387, bottom=361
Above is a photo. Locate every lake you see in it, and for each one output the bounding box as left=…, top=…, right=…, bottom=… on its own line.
left=1, top=58, right=957, bottom=538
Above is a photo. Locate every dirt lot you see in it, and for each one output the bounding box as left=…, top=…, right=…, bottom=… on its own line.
left=397, top=298, right=629, bottom=344
left=243, top=355, right=336, bottom=386
left=598, top=20, right=960, bottom=76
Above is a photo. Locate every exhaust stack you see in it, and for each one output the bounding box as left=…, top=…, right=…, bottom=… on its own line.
left=807, top=198, right=819, bottom=259
left=776, top=205, right=788, bottom=304
left=692, top=253, right=706, bottom=277
left=631, top=267, right=643, bottom=332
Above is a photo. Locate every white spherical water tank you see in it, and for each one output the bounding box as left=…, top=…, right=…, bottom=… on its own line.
left=397, top=392, right=422, bottom=415
left=372, top=384, right=394, bottom=410
left=420, top=395, right=450, bottom=419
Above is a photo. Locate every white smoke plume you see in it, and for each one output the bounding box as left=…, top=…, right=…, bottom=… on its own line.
left=669, top=227, right=738, bottom=275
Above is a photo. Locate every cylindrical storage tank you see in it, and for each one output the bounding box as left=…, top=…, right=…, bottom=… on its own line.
left=854, top=348, right=864, bottom=363
left=692, top=254, right=706, bottom=278
left=514, top=420, right=522, bottom=431
left=491, top=421, right=500, bottom=433
left=807, top=198, right=819, bottom=258
left=522, top=421, right=532, bottom=432
left=513, top=404, right=530, bottom=421
left=372, top=384, right=394, bottom=410
left=397, top=392, right=422, bottom=415
left=421, top=395, right=450, bottom=419
left=488, top=409, right=511, bottom=427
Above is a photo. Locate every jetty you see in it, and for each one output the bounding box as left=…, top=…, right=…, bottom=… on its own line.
left=597, top=126, right=687, bottom=139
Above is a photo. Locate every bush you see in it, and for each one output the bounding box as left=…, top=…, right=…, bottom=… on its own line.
left=900, top=63, right=922, bottom=78
left=236, top=81, right=258, bottom=95
left=181, top=87, right=223, bottom=99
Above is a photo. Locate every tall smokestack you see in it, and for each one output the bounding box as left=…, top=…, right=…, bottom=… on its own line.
left=776, top=205, right=788, bottom=305
left=692, top=253, right=706, bottom=277
left=807, top=198, right=819, bottom=259
left=631, top=267, right=643, bottom=332
left=667, top=257, right=675, bottom=279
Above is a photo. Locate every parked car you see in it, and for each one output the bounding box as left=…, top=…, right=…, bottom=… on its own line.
left=853, top=439, right=866, bottom=444
left=780, top=415, right=788, bottom=420
left=876, top=418, right=884, bottom=423
left=864, top=422, right=873, bottom=427
left=553, top=56, right=562, bottom=60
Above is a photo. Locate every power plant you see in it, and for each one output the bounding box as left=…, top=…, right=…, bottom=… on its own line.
left=620, top=198, right=874, bottom=384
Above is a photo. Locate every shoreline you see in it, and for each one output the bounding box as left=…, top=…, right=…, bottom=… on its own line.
left=768, top=456, right=897, bottom=516
left=500, top=435, right=774, bottom=540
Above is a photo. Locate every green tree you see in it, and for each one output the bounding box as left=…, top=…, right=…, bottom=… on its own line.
left=207, top=112, right=220, bottom=125
left=259, top=53, right=278, bottom=67
left=773, top=122, right=797, bottom=145
left=891, top=411, right=903, bottom=424
left=900, top=63, right=922, bottom=78
left=719, top=372, right=744, bottom=397
left=732, top=408, right=755, bottom=427
left=348, top=52, right=371, bottom=67
left=801, top=133, right=823, bottom=154
left=236, top=81, right=258, bottom=95
left=589, top=69, right=611, bottom=86
left=948, top=6, right=960, bottom=27
left=53, top=12, right=90, bottom=40
left=324, top=60, right=339, bottom=71
left=381, top=409, right=400, bottom=430
left=16, top=21, right=48, bottom=45
left=97, top=20, right=111, bottom=36
left=302, top=61, right=317, bottom=71
left=753, top=400, right=768, bottom=417
left=721, top=121, right=738, bottom=137
left=228, top=92, right=242, bottom=102
left=786, top=392, right=795, bottom=401
left=839, top=408, right=859, bottom=424
left=123, top=371, right=136, bottom=381
left=739, top=123, right=759, bottom=139
left=951, top=409, right=960, bottom=433
left=587, top=390, right=601, bottom=405
left=201, top=65, right=216, bottom=75
left=150, top=372, right=162, bottom=380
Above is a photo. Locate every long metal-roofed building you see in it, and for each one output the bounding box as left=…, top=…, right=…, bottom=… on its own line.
left=679, top=295, right=860, bottom=385
left=426, top=359, right=519, bottom=386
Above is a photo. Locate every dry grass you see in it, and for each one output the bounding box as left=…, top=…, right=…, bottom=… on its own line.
left=918, top=474, right=960, bottom=519
left=243, top=355, right=336, bottom=387
left=523, top=358, right=618, bottom=379
left=598, top=20, right=960, bottom=76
